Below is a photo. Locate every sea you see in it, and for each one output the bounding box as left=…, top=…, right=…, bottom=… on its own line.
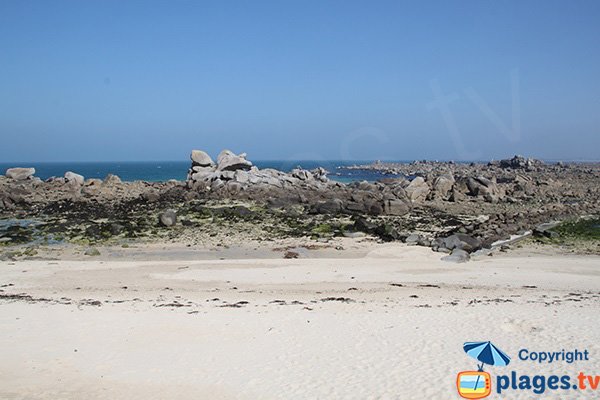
left=0, top=161, right=404, bottom=184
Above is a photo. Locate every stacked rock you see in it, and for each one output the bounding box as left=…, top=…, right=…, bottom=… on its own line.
left=186, top=149, right=329, bottom=192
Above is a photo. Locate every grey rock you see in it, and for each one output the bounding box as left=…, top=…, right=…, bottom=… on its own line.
left=219, top=170, right=235, bottom=180
left=311, top=167, right=328, bottom=182
left=158, top=209, right=177, bottom=227
left=234, top=170, right=250, bottom=183
left=103, top=174, right=122, bottom=185
left=217, top=149, right=235, bottom=164
left=405, top=177, right=430, bottom=204
left=226, top=181, right=244, bottom=194
left=405, top=233, right=421, bottom=245
left=499, top=155, right=543, bottom=170
left=190, top=166, right=214, bottom=181
left=190, top=150, right=214, bottom=167
left=442, top=248, right=470, bottom=263
left=342, top=231, right=366, bottom=238
left=316, top=198, right=344, bottom=214
left=432, top=174, right=455, bottom=199
left=141, top=191, right=160, bottom=202
left=383, top=199, right=410, bottom=216
left=211, top=178, right=225, bottom=190
left=217, top=150, right=252, bottom=171
left=291, top=168, right=312, bottom=181
left=533, top=221, right=561, bottom=238
left=443, top=233, right=482, bottom=252
left=84, top=247, right=101, bottom=257
left=5, top=167, right=35, bottom=181
left=466, top=176, right=502, bottom=202
left=64, top=171, right=84, bottom=185
left=85, top=178, right=103, bottom=186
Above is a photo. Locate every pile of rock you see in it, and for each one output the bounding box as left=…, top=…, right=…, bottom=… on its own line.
left=186, top=149, right=330, bottom=192
left=494, top=155, right=544, bottom=170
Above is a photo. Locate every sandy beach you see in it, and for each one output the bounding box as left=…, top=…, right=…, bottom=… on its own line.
left=1, top=242, right=598, bottom=399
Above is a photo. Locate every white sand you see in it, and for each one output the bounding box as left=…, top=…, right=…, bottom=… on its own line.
left=1, top=243, right=599, bottom=399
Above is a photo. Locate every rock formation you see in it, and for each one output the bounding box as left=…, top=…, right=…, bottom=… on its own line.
left=5, top=167, right=35, bottom=181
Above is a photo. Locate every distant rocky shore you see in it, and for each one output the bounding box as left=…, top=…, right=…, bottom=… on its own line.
left=1, top=152, right=599, bottom=260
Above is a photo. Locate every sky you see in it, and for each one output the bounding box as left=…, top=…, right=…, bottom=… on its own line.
left=1, top=0, right=599, bottom=162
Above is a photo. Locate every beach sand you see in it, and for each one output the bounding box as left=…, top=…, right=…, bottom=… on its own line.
left=1, top=243, right=598, bottom=399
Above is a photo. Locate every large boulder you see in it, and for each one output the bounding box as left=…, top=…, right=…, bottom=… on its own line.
left=383, top=199, right=410, bottom=216
left=405, top=177, right=430, bottom=204
left=190, top=150, right=214, bottom=167
left=466, top=176, right=502, bottom=202
left=315, top=198, right=344, bottom=214
left=217, top=150, right=252, bottom=171
left=431, top=174, right=455, bottom=200
left=5, top=167, right=35, bottom=181
left=64, top=171, right=85, bottom=185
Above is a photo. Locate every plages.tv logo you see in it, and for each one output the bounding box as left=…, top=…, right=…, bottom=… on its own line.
left=457, top=341, right=511, bottom=399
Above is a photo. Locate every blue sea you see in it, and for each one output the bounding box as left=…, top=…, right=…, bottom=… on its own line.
left=0, top=161, right=404, bottom=183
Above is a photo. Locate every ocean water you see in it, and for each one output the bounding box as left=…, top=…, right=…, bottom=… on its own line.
left=0, top=160, right=402, bottom=183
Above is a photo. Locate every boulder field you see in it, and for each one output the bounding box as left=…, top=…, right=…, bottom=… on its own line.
left=1, top=151, right=598, bottom=258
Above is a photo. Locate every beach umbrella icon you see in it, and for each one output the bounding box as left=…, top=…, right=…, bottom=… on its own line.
left=463, top=341, right=511, bottom=370
left=462, top=341, right=510, bottom=397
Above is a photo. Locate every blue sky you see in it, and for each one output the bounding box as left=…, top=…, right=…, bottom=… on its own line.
left=1, top=0, right=599, bottom=162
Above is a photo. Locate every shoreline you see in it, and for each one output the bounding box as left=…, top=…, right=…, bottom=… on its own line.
left=1, top=242, right=598, bottom=399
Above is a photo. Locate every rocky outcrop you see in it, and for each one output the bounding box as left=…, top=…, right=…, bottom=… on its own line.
left=1, top=152, right=598, bottom=262
left=191, top=150, right=214, bottom=167
left=216, top=150, right=252, bottom=171
left=5, top=167, right=35, bottom=181
left=383, top=199, right=410, bottom=216
left=186, top=149, right=331, bottom=196
left=466, top=176, right=502, bottom=203
left=404, top=176, right=430, bottom=204
left=64, top=171, right=84, bottom=185
left=431, top=174, right=455, bottom=200
left=497, top=155, right=543, bottom=170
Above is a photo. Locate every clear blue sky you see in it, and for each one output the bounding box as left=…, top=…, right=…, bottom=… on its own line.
left=1, top=0, right=599, bottom=162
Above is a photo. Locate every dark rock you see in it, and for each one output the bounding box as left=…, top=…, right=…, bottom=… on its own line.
left=354, top=217, right=378, bottom=233
left=499, top=155, right=543, bottom=170
left=315, top=199, right=343, bottom=214
left=284, top=250, right=299, bottom=259
left=375, top=223, right=401, bottom=241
